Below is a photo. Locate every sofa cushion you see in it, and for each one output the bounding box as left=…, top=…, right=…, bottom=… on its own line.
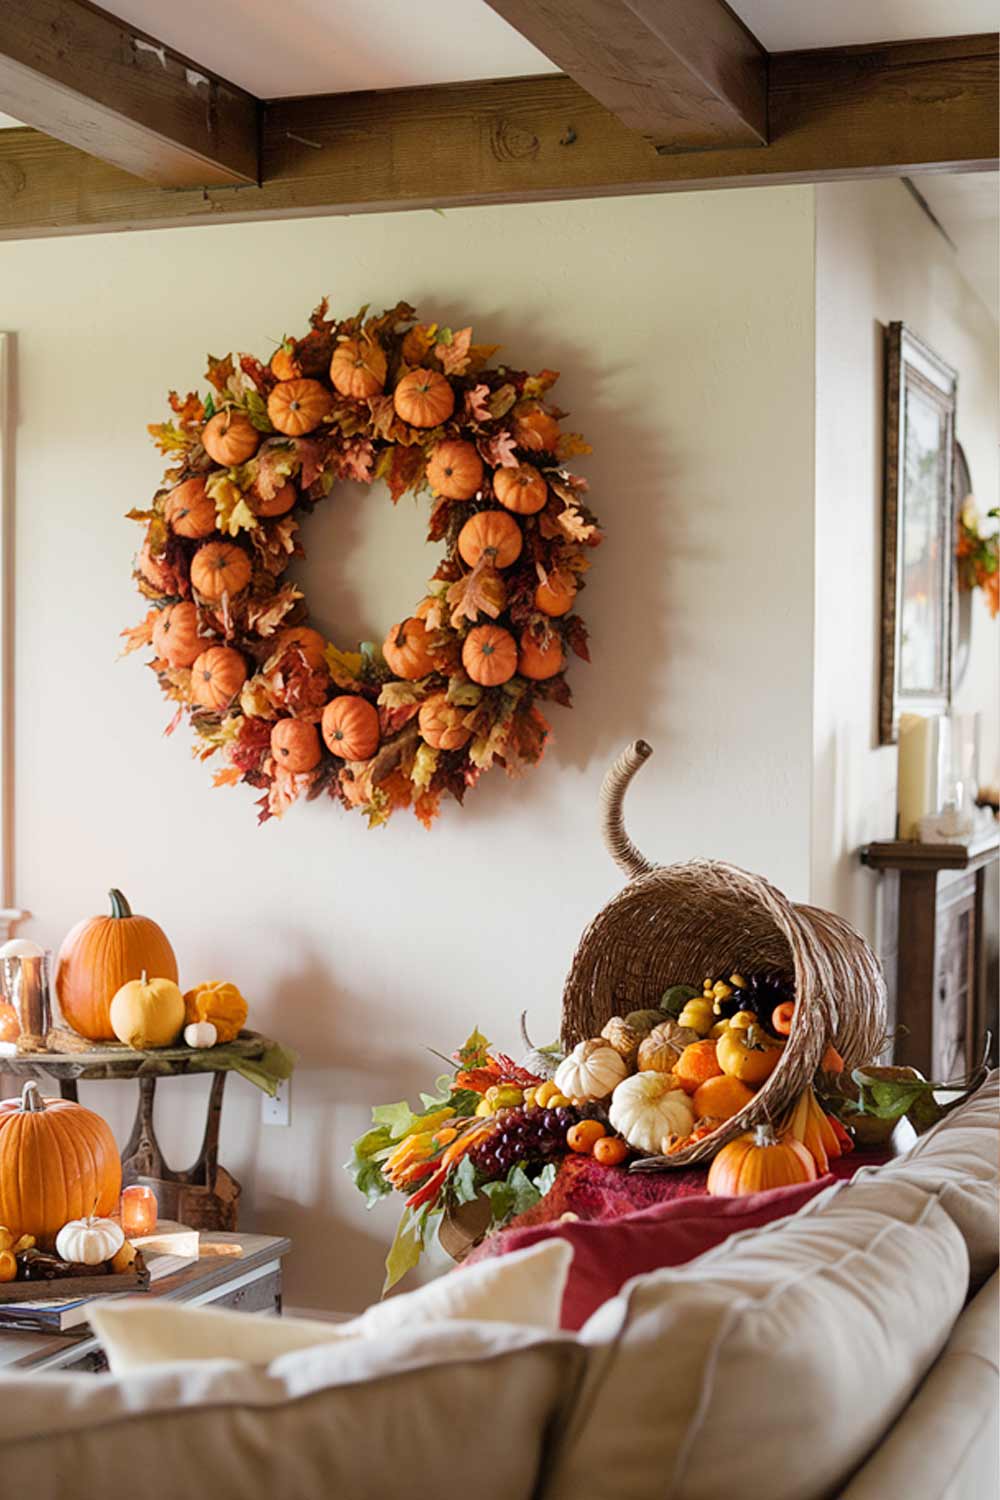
left=543, top=1190, right=968, bottom=1500
left=0, top=1321, right=581, bottom=1500
left=91, top=1238, right=572, bottom=1373
left=837, top=1273, right=999, bottom=1500
left=801, top=1070, right=998, bottom=1292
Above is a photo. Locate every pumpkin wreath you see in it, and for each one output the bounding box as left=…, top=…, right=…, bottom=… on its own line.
left=123, top=301, right=603, bottom=826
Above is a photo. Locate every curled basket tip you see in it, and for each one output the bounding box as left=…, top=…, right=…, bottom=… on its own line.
left=601, top=740, right=656, bottom=881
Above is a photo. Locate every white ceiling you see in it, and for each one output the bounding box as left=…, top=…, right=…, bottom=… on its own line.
left=732, top=0, right=1000, bottom=51
left=916, top=173, right=999, bottom=319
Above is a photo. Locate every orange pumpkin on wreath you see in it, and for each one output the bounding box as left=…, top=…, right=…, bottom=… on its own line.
left=126, top=299, right=604, bottom=825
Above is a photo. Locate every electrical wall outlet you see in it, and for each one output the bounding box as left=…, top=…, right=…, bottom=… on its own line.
left=261, top=1078, right=291, bottom=1127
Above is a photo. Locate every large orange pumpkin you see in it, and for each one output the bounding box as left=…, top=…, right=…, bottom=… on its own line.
left=190, top=542, right=252, bottom=601
left=458, top=510, right=523, bottom=570
left=383, top=618, right=437, bottom=680
left=191, top=646, right=247, bottom=710
left=0, top=1082, right=122, bottom=1247
left=393, top=368, right=455, bottom=428
left=518, top=631, right=564, bottom=680
left=462, top=625, right=517, bottom=686
left=707, top=1123, right=818, bottom=1197
left=426, top=440, right=483, bottom=501
left=514, top=402, right=561, bottom=453
left=273, top=625, right=328, bottom=670
left=418, top=692, right=472, bottom=751
left=267, top=378, right=332, bottom=437
left=165, top=477, right=216, bottom=539
left=321, top=696, right=380, bottom=761
left=202, top=410, right=260, bottom=467
left=152, top=601, right=211, bottom=669
left=270, top=718, right=322, bottom=773
left=535, top=570, right=577, bottom=617
left=55, top=889, right=178, bottom=1041
left=494, top=464, right=547, bottom=515
left=330, top=338, right=387, bottom=399
left=251, top=480, right=297, bottom=518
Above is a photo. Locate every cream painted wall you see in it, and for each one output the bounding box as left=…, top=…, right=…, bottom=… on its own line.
left=812, top=178, right=1000, bottom=943
left=0, top=188, right=817, bottom=1310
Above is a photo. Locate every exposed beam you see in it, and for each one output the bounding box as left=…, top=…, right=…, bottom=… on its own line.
left=0, top=0, right=258, bottom=187
left=482, top=0, right=767, bottom=150
left=0, top=36, right=995, bottom=240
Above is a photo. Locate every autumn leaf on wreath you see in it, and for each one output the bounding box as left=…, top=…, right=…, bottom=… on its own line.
left=522, top=370, right=560, bottom=399
left=401, top=322, right=438, bottom=365
left=410, top=742, right=439, bottom=792
left=239, top=354, right=272, bottom=397
left=146, top=421, right=191, bottom=456
left=374, top=444, right=426, bottom=503
left=324, top=644, right=365, bottom=689
left=446, top=678, right=483, bottom=709
left=480, top=430, right=519, bottom=469
left=267, top=763, right=316, bottom=819
left=230, top=714, right=273, bottom=772
left=167, top=389, right=206, bottom=427
left=295, top=437, right=330, bottom=491
left=340, top=438, right=375, bottom=483
left=250, top=438, right=299, bottom=501
left=465, top=342, right=502, bottom=375
left=158, top=665, right=192, bottom=704
left=209, top=475, right=259, bottom=537
left=205, top=353, right=236, bottom=393
left=488, top=385, right=518, bottom=421
left=240, top=676, right=278, bottom=721
left=434, top=326, right=472, bottom=377
left=250, top=514, right=300, bottom=576
left=563, top=614, right=590, bottom=662
left=378, top=679, right=423, bottom=709
left=119, top=610, right=158, bottom=657
left=212, top=765, right=244, bottom=788
left=446, top=558, right=505, bottom=626
left=247, top=583, right=303, bottom=637
left=464, top=385, right=492, bottom=423
left=242, top=388, right=275, bottom=435
left=556, top=432, right=593, bottom=461
left=124, top=507, right=159, bottom=526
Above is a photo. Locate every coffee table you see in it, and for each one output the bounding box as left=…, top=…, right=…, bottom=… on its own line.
left=0, top=1232, right=291, bottom=1373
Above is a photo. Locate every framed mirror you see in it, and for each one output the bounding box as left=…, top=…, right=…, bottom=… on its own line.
left=879, top=322, right=958, bottom=745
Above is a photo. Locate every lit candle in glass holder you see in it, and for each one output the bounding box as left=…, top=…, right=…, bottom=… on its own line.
left=121, top=1184, right=157, bottom=1238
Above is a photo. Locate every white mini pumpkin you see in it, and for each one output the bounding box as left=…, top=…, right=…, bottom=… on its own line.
left=554, top=1039, right=628, bottom=1101
left=184, top=1020, right=218, bottom=1049
left=55, top=1215, right=125, bottom=1266
left=608, top=1072, right=695, bottom=1155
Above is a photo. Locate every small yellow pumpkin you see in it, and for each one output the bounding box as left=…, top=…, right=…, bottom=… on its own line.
left=109, top=972, right=186, bottom=1050
left=183, top=981, right=248, bottom=1044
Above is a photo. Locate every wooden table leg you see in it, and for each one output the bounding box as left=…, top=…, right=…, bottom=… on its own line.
left=58, top=1079, right=79, bottom=1102
left=120, top=1076, right=166, bottom=1184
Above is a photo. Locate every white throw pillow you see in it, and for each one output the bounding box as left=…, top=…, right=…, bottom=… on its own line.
left=0, top=1321, right=580, bottom=1500
left=544, top=1193, right=968, bottom=1500
left=91, top=1238, right=572, bottom=1373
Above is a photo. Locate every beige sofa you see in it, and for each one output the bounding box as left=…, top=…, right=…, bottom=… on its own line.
left=1, top=1074, right=996, bottom=1500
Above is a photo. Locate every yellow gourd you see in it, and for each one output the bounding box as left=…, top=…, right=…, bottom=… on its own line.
left=109, top=972, right=185, bottom=1050
left=183, top=981, right=248, bottom=1044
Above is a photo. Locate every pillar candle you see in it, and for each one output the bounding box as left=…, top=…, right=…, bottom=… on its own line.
left=897, top=713, right=944, bottom=839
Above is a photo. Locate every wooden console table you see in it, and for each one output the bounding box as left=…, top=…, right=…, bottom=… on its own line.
left=0, top=1233, right=291, bottom=1374
left=861, top=830, right=999, bottom=1077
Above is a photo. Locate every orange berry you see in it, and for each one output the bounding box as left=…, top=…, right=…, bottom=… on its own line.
left=567, top=1120, right=607, bottom=1154
left=593, top=1136, right=628, bottom=1167
left=692, top=1074, right=755, bottom=1121
left=675, top=1039, right=724, bottom=1095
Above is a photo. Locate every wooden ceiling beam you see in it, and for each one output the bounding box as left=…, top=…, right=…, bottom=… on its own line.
left=481, top=0, right=768, bottom=151
left=0, top=35, right=995, bottom=240
left=0, top=0, right=258, bottom=187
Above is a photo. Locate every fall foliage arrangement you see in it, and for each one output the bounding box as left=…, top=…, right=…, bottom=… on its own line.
left=123, top=301, right=603, bottom=826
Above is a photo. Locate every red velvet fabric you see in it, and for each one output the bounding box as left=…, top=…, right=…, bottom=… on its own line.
left=462, top=1148, right=891, bottom=1331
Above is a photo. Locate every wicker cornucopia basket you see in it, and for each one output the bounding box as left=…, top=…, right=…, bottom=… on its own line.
left=561, top=741, right=887, bottom=1168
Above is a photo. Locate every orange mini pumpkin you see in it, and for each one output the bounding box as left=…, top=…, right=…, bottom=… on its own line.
left=517, top=631, right=564, bottom=681
left=457, top=510, right=523, bottom=570
left=273, top=625, right=327, bottom=670
left=426, top=440, right=483, bottom=501
left=321, top=696, right=380, bottom=761
left=165, top=477, right=216, bottom=539
left=190, top=542, right=251, bottom=601
left=383, top=618, right=437, bottom=680
left=494, top=464, right=547, bottom=515
left=190, top=646, right=247, bottom=710
left=152, top=601, right=211, bottom=669
left=393, top=368, right=455, bottom=429
left=251, top=480, right=297, bottom=518
left=270, top=718, right=322, bottom=773
left=674, top=1038, right=724, bottom=1094
left=462, top=625, right=517, bottom=686
left=330, top=338, right=387, bottom=399
left=270, top=341, right=300, bottom=381
left=418, top=692, right=471, bottom=751
left=55, top=889, right=178, bottom=1042
left=267, top=378, right=332, bottom=437
left=202, top=410, right=261, bottom=467
left=535, top=570, right=577, bottom=617
left=514, top=402, right=561, bottom=453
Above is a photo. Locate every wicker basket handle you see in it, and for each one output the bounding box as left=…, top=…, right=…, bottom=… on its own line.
left=601, top=740, right=656, bottom=880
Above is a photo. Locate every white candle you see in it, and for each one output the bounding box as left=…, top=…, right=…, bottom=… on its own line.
left=897, top=713, right=944, bottom=839
left=0, top=939, right=44, bottom=959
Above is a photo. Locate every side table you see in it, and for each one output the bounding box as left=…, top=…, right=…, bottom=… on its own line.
left=0, top=1232, right=291, bottom=1374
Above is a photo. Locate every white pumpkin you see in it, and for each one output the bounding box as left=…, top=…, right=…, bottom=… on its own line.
left=608, top=1072, right=695, bottom=1155
left=184, top=1020, right=218, bottom=1048
left=55, top=1215, right=125, bottom=1266
left=554, top=1039, right=628, bottom=1101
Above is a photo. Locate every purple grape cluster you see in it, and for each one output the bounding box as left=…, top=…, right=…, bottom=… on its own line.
left=468, top=1104, right=581, bottom=1181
